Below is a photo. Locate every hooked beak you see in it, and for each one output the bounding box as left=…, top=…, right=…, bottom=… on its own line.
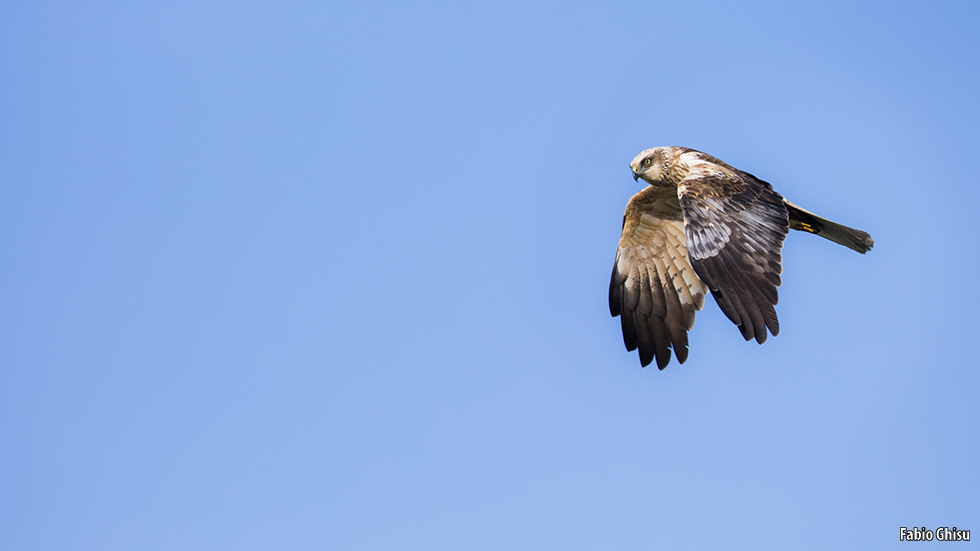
left=632, top=170, right=639, bottom=182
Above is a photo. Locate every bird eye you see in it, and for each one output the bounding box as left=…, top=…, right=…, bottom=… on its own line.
left=644, top=158, right=651, bottom=165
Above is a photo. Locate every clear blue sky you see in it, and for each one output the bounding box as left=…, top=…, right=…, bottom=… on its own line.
left=2, top=2, right=978, bottom=549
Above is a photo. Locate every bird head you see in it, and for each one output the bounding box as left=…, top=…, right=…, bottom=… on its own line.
left=630, top=147, right=667, bottom=184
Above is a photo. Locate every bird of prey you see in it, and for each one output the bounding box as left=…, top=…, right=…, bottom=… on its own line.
left=610, top=146, right=873, bottom=369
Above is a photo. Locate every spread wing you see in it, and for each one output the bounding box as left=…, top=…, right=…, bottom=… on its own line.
left=609, top=185, right=709, bottom=369
left=678, top=169, right=790, bottom=344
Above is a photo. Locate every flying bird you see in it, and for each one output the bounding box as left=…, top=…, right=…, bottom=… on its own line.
left=610, top=146, right=873, bottom=369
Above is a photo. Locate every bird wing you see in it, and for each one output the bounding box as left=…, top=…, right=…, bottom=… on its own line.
left=677, top=166, right=790, bottom=344
left=609, top=185, right=709, bottom=369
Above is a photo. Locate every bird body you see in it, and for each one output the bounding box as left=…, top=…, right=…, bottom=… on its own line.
left=611, top=146, right=873, bottom=369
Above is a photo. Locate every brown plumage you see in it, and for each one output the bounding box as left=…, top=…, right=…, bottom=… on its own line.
left=610, top=146, right=874, bottom=369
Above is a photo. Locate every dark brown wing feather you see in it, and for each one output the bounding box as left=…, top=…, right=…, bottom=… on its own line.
left=610, top=186, right=708, bottom=368
left=678, top=171, right=789, bottom=344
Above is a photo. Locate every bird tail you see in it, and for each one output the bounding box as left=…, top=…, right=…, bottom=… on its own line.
left=784, top=201, right=874, bottom=254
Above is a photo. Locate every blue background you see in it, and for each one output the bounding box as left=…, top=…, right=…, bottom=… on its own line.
left=2, top=2, right=977, bottom=549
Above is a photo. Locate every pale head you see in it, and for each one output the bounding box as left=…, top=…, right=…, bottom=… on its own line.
left=629, top=147, right=668, bottom=184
